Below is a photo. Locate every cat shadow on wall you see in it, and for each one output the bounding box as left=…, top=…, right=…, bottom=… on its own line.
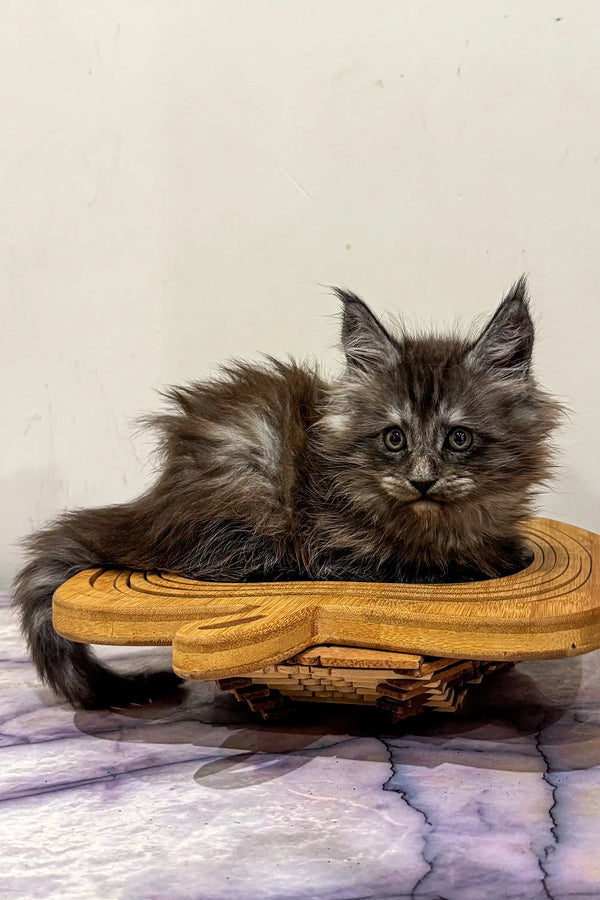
left=72, top=649, right=597, bottom=788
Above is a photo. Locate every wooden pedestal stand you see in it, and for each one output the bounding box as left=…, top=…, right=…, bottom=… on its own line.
left=215, top=648, right=512, bottom=722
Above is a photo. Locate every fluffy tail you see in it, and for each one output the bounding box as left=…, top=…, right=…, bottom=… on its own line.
left=13, top=509, right=182, bottom=708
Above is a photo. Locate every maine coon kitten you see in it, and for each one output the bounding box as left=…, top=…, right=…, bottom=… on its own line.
left=14, top=277, right=562, bottom=709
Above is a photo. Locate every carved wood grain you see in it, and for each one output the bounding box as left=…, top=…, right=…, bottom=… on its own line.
left=52, top=518, right=600, bottom=679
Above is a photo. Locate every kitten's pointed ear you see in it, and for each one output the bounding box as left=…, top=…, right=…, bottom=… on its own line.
left=335, top=288, right=399, bottom=371
left=465, top=277, right=535, bottom=377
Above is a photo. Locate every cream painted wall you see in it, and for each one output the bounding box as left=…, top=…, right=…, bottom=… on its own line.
left=2, top=1, right=599, bottom=588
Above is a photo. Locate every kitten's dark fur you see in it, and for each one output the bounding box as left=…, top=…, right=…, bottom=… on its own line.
left=14, top=278, right=563, bottom=708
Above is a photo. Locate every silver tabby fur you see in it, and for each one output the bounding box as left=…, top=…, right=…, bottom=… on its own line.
left=13, top=278, right=563, bottom=708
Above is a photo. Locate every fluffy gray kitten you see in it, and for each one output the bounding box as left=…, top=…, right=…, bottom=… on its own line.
left=14, top=278, right=562, bottom=708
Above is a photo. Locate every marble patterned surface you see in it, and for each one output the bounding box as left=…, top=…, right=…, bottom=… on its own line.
left=2, top=589, right=600, bottom=900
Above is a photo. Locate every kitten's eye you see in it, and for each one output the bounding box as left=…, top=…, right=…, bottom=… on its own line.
left=383, top=427, right=406, bottom=452
left=446, top=426, right=473, bottom=451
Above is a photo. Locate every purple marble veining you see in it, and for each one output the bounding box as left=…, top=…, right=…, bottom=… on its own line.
left=1, top=589, right=600, bottom=899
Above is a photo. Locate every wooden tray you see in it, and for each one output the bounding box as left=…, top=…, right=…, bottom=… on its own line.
left=53, top=518, right=600, bottom=681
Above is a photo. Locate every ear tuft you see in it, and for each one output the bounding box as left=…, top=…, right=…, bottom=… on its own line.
left=334, top=288, right=399, bottom=372
left=465, top=276, right=535, bottom=377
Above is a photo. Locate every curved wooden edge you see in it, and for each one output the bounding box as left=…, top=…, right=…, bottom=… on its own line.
left=171, top=603, right=600, bottom=679
left=52, top=517, right=600, bottom=678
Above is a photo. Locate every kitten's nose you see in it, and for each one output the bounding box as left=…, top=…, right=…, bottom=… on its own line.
left=410, top=479, right=438, bottom=496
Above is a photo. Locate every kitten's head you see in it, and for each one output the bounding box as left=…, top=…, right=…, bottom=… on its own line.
left=317, top=279, right=564, bottom=573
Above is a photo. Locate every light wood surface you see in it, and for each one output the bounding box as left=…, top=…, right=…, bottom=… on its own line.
left=290, top=645, right=424, bottom=669
left=52, top=518, right=600, bottom=680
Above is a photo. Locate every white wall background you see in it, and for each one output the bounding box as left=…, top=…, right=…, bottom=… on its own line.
left=2, top=0, right=599, bottom=589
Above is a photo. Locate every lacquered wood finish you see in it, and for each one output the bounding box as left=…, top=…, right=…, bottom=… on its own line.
left=52, top=518, right=600, bottom=680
